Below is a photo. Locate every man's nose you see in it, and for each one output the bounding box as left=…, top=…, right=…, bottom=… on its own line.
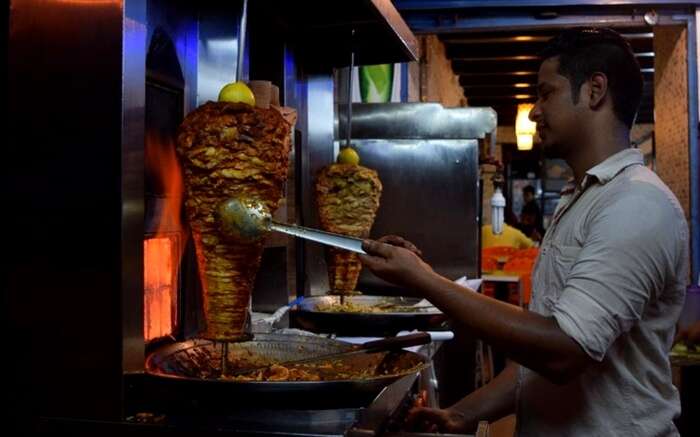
left=529, top=103, right=541, bottom=122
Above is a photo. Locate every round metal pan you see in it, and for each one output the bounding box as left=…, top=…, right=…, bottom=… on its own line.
left=291, top=295, right=448, bottom=336
left=144, top=333, right=429, bottom=410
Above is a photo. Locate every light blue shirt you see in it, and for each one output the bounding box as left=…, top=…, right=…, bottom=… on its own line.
left=517, top=148, right=688, bottom=436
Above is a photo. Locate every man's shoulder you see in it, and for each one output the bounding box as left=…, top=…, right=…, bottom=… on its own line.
left=603, top=165, right=684, bottom=217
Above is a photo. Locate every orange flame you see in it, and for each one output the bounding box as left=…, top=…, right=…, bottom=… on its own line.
left=144, top=131, right=186, bottom=341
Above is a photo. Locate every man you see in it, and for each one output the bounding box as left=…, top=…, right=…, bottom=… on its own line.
left=481, top=223, right=535, bottom=249
left=360, top=28, right=688, bottom=436
left=519, top=185, right=544, bottom=242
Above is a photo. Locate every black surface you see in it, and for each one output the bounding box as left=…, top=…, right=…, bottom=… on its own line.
left=251, top=0, right=417, bottom=68
left=6, top=1, right=126, bottom=434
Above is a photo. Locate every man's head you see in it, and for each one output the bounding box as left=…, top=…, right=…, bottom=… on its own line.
left=530, top=28, right=643, bottom=159
left=523, top=185, right=536, bottom=203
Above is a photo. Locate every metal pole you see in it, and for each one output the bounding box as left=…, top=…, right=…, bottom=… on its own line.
left=346, top=29, right=355, bottom=149
left=237, top=0, right=248, bottom=82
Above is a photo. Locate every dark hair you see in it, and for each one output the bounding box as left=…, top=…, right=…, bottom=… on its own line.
left=540, top=27, right=643, bottom=128
left=523, top=185, right=535, bottom=195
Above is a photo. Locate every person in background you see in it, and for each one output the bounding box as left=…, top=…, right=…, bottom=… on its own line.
left=360, top=28, right=688, bottom=436
left=519, top=185, right=544, bottom=242
left=481, top=223, right=535, bottom=250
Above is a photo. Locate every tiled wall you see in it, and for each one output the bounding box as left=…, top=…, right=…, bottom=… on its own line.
left=654, top=26, right=690, bottom=220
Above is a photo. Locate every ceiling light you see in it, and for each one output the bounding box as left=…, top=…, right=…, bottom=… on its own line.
left=516, top=103, right=536, bottom=151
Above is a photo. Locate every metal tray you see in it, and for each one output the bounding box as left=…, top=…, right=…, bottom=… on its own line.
left=291, top=295, right=448, bottom=336
left=143, top=333, right=430, bottom=410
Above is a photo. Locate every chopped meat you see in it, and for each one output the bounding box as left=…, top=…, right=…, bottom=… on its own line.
left=177, top=102, right=295, bottom=341
left=314, top=164, right=382, bottom=293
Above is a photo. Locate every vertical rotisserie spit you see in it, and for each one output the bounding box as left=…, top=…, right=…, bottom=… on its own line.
left=177, top=101, right=294, bottom=341
left=315, top=161, right=382, bottom=294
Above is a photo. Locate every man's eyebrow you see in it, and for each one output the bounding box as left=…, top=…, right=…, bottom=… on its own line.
left=536, top=83, right=548, bottom=94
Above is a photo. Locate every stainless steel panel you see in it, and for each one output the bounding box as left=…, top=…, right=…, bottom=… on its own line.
left=337, top=103, right=497, bottom=140
left=350, top=139, right=480, bottom=290
left=146, top=0, right=199, bottom=114
left=300, top=103, right=488, bottom=295
left=297, top=73, right=337, bottom=295
left=196, top=1, right=246, bottom=105
left=122, top=0, right=147, bottom=375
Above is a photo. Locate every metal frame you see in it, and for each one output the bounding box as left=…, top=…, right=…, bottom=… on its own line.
left=396, top=0, right=700, bottom=9
left=122, top=0, right=147, bottom=375
left=685, top=14, right=700, bottom=282
left=402, top=9, right=681, bottom=34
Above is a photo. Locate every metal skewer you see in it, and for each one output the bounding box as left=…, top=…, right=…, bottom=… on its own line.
left=221, top=342, right=229, bottom=377
left=346, top=29, right=354, bottom=150
left=341, top=29, right=356, bottom=305
left=235, top=0, right=248, bottom=83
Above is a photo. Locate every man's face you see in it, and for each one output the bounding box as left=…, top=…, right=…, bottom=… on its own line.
left=529, top=57, right=585, bottom=159
left=523, top=191, right=534, bottom=203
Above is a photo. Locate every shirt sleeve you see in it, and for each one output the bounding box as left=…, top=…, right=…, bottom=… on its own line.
left=551, top=188, right=680, bottom=362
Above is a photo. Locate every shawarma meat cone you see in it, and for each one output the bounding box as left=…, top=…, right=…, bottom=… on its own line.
left=177, top=102, right=295, bottom=341
left=314, top=163, right=382, bottom=294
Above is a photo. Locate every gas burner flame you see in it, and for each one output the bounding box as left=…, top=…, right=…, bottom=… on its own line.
left=144, top=130, right=186, bottom=341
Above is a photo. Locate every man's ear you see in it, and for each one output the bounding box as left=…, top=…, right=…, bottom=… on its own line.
left=587, top=72, right=608, bottom=109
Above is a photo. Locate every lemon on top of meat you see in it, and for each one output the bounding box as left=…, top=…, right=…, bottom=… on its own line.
left=337, top=147, right=360, bottom=165
left=218, top=81, right=256, bottom=106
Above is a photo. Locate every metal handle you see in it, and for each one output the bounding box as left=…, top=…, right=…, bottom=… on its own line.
left=269, top=221, right=366, bottom=254
left=359, top=332, right=432, bottom=353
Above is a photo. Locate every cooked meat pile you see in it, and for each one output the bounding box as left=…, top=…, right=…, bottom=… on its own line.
left=314, top=164, right=382, bottom=293
left=177, top=102, right=295, bottom=341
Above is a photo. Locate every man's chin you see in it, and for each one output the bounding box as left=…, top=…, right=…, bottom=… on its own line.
left=542, top=141, right=565, bottom=159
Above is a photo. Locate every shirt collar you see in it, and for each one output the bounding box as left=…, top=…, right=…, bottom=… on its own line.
left=584, top=148, right=644, bottom=185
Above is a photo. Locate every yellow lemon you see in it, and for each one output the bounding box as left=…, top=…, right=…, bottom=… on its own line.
left=337, top=147, right=360, bottom=165
left=218, top=81, right=256, bottom=106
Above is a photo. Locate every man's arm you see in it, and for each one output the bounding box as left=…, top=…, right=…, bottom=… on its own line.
left=406, top=362, right=518, bottom=433
left=452, top=361, right=519, bottom=422
left=415, top=268, right=591, bottom=384
left=360, top=241, right=594, bottom=384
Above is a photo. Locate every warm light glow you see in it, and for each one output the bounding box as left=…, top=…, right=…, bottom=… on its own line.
left=517, top=135, right=534, bottom=151
left=516, top=103, right=537, bottom=151
left=144, top=237, right=175, bottom=340
left=56, top=0, right=119, bottom=4
left=143, top=132, right=186, bottom=341
left=514, top=83, right=530, bottom=88
left=145, top=132, right=184, bottom=236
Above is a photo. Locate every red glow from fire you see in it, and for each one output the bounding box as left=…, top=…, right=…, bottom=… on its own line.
left=144, top=237, right=174, bottom=340
left=144, top=131, right=185, bottom=341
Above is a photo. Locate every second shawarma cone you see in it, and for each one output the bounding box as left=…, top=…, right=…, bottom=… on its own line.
left=315, top=161, right=382, bottom=294
left=177, top=101, right=295, bottom=341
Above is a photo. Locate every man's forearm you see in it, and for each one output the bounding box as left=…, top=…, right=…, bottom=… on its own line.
left=414, top=271, right=591, bottom=384
left=451, top=362, right=518, bottom=424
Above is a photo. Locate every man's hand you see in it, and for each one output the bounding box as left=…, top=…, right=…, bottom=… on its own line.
left=404, top=407, right=475, bottom=433
left=359, top=239, right=434, bottom=288
left=377, top=235, right=423, bottom=257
